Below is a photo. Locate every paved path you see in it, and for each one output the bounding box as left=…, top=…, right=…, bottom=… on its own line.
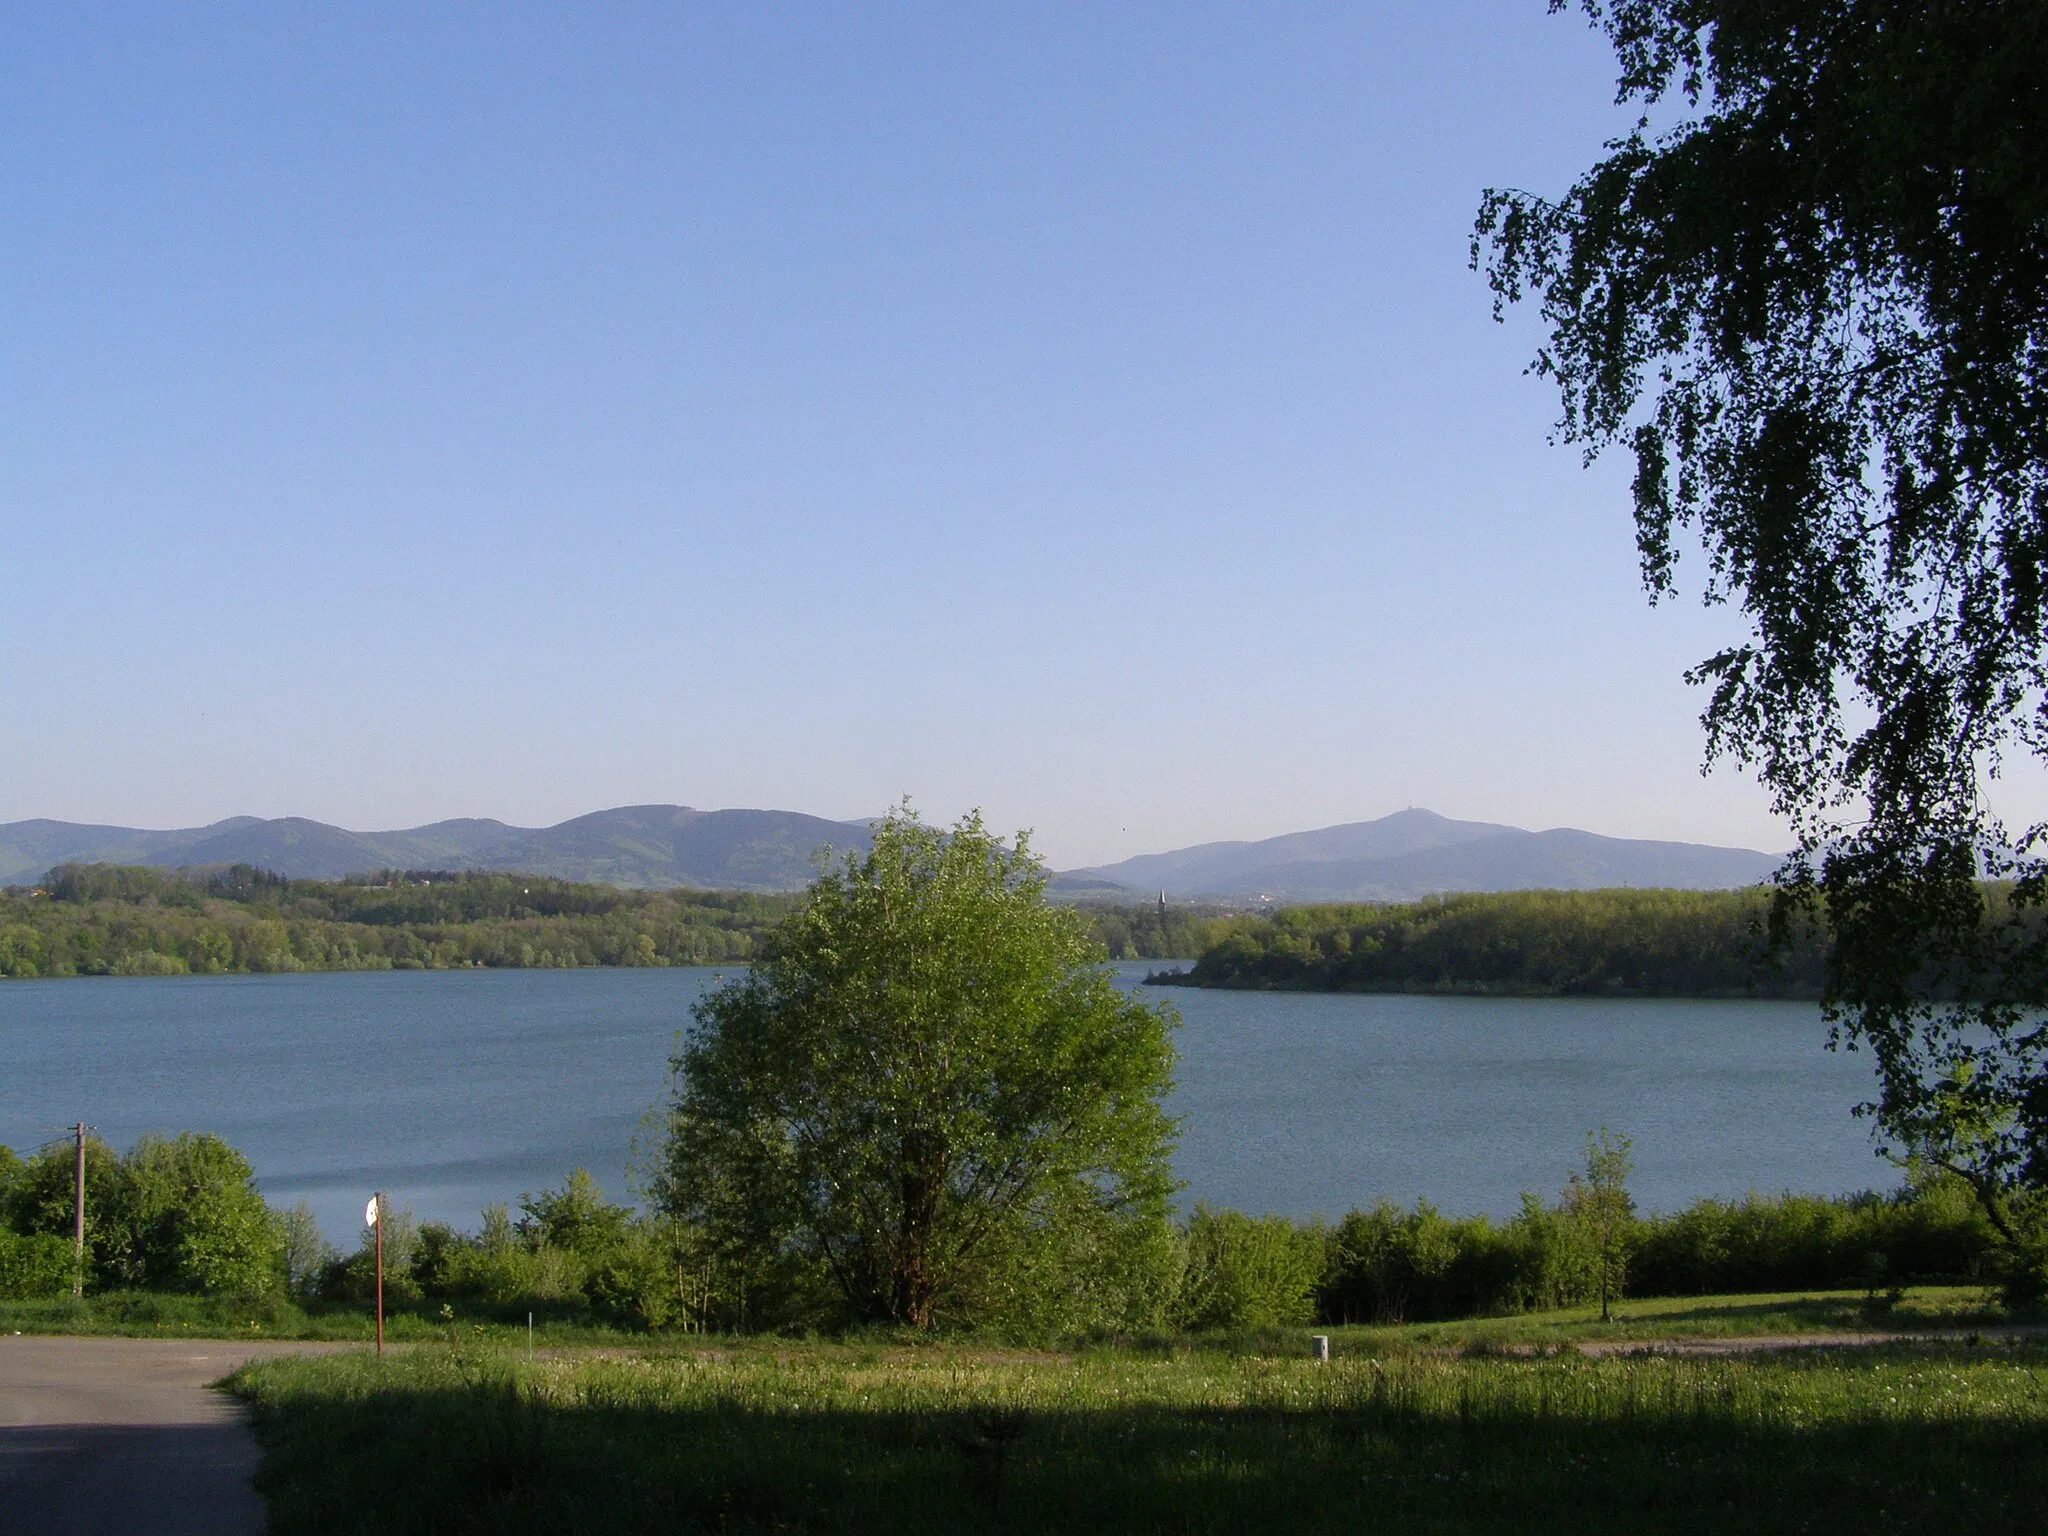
left=1574, top=1324, right=2048, bottom=1357
left=0, top=1335, right=347, bottom=1536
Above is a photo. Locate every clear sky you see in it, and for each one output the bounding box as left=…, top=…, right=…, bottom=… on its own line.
left=1, top=2, right=1808, bottom=868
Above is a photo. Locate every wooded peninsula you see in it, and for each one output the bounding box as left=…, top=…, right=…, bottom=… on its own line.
left=1152, top=887, right=1830, bottom=998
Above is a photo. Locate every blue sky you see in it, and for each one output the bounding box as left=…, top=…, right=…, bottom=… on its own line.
left=2, top=3, right=1806, bottom=867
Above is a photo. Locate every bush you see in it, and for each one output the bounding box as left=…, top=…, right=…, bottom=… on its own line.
left=1993, top=1196, right=2048, bottom=1309
left=279, top=1201, right=336, bottom=1298
left=1317, top=1176, right=1998, bottom=1326
left=962, top=1207, right=1183, bottom=1339
left=661, top=810, right=1179, bottom=1332
left=116, top=1134, right=285, bottom=1293
left=1175, top=1207, right=1324, bottom=1331
left=1320, top=1200, right=1582, bottom=1323
left=5, top=1132, right=284, bottom=1296
left=387, top=1177, right=689, bottom=1327
left=436, top=1237, right=585, bottom=1312
left=1631, top=1176, right=1998, bottom=1296
left=319, top=1208, right=424, bottom=1305
left=0, top=1230, right=74, bottom=1299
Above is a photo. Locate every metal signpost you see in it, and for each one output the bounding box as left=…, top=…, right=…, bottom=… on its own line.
left=365, top=1192, right=385, bottom=1356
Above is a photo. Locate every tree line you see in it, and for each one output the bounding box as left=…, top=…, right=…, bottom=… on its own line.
left=0, top=1127, right=2004, bottom=1334
left=0, top=863, right=1205, bottom=979
left=0, top=865, right=793, bottom=978
left=1158, top=887, right=1834, bottom=997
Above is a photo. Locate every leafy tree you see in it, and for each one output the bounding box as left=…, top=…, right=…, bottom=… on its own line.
left=279, top=1200, right=336, bottom=1298
left=1563, top=1129, right=1635, bottom=1320
left=518, top=1168, right=635, bottom=1256
left=659, top=807, right=1180, bottom=1330
left=7, top=1134, right=120, bottom=1282
left=1474, top=3, right=2048, bottom=1255
left=110, top=1133, right=284, bottom=1294
left=0, top=1143, right=22, bottom=1215
left=7, top=1132, right=281, bottom=1294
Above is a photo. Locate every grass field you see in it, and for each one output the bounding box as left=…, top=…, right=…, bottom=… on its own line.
left=230, top=1326, right=2048, bottom=1534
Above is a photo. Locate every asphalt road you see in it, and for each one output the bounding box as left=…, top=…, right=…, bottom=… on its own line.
left=0, top=1335, right=345, bottom=1536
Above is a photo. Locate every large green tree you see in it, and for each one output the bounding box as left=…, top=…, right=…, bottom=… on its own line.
left=6, top=1132, right=282, bottom=1295
left=658, top=808, right=1179, bottom=1330
left=1475, top=2, right=2048, bottom=1256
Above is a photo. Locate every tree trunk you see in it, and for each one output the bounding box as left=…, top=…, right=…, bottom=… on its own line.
left=892, top=1131, right=946, bottom=1328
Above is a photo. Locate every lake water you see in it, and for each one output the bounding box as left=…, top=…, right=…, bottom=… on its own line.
left=0, top=964, right=1889, bottom=1243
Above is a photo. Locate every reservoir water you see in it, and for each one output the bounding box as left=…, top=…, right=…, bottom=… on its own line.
left=0, top=964, right=1888, bottom=1243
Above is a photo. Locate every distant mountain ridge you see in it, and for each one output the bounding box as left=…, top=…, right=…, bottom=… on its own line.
left=1, top=804, right=1784, bottom=901
left=1069, top=808, right=1782, bottom=902
left=0, top=806, right=876, bottom=891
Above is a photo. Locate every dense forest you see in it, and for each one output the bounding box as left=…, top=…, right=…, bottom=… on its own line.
left=0, top=865, right=795, bottom=977
left=1075, top=901, right=1232, bottom=962
left=1157, top=888, right=1833, bottom=998
left=0, top=863, right=1210, bottom=979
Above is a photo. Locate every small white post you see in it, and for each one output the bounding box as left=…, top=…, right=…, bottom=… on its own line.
left=527, top=1311, right=534, bottom=1358
left=1310, top=1334, right=1330, bottom=1363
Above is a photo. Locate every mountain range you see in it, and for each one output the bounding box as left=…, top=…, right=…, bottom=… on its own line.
left=0, top=806, right=875, bottom=891
left=0, top=805, right=1783, bottom=902
left=1065, top=808, right=1781, bottom=901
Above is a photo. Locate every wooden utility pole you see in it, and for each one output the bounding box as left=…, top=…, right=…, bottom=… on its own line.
left=72, top=1122, right=87, bottom=1297
left=372, top=1192, right=384, bottom=1356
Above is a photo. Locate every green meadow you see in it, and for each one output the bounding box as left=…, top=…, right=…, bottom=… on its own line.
left=230, top=1329, right=2048, bottom=1535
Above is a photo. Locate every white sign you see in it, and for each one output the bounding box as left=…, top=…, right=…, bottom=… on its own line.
left=365, top=1195, right=380, bottom=1228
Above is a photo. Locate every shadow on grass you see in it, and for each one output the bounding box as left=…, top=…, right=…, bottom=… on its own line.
left=238, top=1346, right=2047, bottom=1535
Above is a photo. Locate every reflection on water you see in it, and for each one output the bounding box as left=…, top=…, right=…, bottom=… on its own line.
left=0, top=963, right=1883, bottom=1242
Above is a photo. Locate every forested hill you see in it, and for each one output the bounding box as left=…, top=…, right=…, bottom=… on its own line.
left=1156, top=889, right=1832, bottom=998
left=0, top=864, right=1206, bottom=978
left=0, top=805, right=875, bottom=890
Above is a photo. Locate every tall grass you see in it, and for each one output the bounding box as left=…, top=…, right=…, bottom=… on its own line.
left=233, top=1338, right=2048, bottom=1533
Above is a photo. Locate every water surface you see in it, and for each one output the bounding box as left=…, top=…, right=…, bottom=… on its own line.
left=0, top=964, right=1886, bottom=1242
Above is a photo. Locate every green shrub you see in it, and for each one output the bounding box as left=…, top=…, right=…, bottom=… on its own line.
left=958, top=1206, right=1183, bottom=1339
left=0, top=1230, right=75, bottom=1299
left=279, top=1201, right=337, bottom=1298
left=5, top=1132, right=283, bottom=1295
left=1175, top=1206, right=1324, bottom=1330
left=437, top=1239, right=586, bottom=1311
left=1317, top=1176, right=1998, bottom=1326
left=1631, top=1176, right=1998, bottom=1296
left=1993, top=1196, right=2048, bottom=1309
left=1320, top=1200, right=1575, bottom=1323
left=118, top=1134, right=284, bottom=1293
left=319, top=1207, right=424, bottom=1305
left=110, top=949, right=189, bottom=976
